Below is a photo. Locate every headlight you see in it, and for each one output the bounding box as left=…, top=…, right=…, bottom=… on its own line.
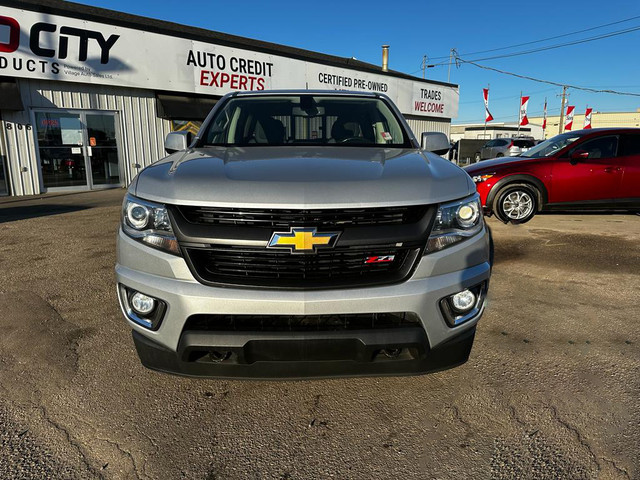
left=472, top=174, right=494, bottom=183
left=121, top=194, right=180, bottom=255
left=426, top=193, right=483, bottom=253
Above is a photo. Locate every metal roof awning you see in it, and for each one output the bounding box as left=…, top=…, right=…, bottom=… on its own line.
left=0, top=77, right=24, bottom=111
left=156, top=93, right=218, bottom=121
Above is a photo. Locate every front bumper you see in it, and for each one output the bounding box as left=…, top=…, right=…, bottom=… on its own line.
left=116, top=226, right=491, bottom=378
left=132, top=326, right=476, bottom=379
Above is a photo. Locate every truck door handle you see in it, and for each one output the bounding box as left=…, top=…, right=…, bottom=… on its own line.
left=604, top=167, right=615, bottom=173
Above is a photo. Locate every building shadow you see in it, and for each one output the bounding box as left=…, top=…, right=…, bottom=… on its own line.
left=0, top=204, right=90, bottom=223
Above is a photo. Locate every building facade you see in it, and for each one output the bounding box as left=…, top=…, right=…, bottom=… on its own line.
left=450, top=123, right=543, bottom=142
left=528, top=109, right=640, bottom=138
left=0, top=0, right=459, bottom=197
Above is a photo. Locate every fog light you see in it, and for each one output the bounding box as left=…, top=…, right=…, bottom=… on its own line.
left=451, top=289, right=476, bottom=312
left=118, top=285, right=166, bottom=331
left=439, top=282, right=488, bottom=327
left=131, top=292, right=156, bottom=315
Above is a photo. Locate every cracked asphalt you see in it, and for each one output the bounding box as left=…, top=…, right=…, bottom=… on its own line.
left=0, top=189, right=638, bottom=479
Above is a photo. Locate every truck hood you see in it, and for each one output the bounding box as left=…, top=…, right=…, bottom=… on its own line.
left=134, top=147, right=474, bottom=208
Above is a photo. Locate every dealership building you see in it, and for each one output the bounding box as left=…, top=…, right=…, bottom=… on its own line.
left=0, top=0, right=459, bottom=197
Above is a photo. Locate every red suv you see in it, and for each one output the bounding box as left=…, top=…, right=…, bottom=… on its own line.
left=464, top=128, right=640, bottom=223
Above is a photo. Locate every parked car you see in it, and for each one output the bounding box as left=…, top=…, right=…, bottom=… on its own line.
left=464, top=128, right=640, bottom=223
left=115, top=90, right=492, bottom=379
left=474, top=137, right=536, bottom=161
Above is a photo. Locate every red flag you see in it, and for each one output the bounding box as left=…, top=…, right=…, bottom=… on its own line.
left=542, top=99, right=547, bottom=131
left=584, top=107, right=593, bottom=129
left=483, top=88, right=493, bottom=122
left=519, top=96, right=530, bottom=126
left=564, top=105, right=575, bottom=131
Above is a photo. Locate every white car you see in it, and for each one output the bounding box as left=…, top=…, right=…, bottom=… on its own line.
left=476, top=138, right=536, bottom=160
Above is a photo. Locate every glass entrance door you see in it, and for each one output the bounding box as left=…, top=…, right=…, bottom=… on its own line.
left=35, top=111, right=121, bottom=191
left=86, top=114, right=120, bottom=186
left=35, top=112, right=87, bottom=189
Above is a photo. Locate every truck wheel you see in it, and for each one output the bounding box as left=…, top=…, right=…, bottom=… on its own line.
left=493, top=184, right=538, bottom=224
left=496, top=153, right=504, bottom=157
left=474, top=152, right=481, bottom=162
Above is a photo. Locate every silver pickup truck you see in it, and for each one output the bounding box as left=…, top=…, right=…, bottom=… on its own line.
left=116, top=90, right=492, bottom=378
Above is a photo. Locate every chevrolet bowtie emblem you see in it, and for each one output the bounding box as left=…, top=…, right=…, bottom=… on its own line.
left=268, top=227, right=340, bottom=253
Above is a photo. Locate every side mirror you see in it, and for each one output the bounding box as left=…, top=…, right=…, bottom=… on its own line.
left=569, top=149, right=589, bottom=164
left=421, top=132, right=450, bottom=155
left=165, top=131, right=193, bottom=154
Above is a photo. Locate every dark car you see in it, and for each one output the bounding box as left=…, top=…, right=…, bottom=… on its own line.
left=464, top=128, right=640, bottom=223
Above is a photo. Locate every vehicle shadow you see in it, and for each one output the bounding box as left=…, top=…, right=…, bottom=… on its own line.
left=0, top=205, right=90, bottom=224
left=539, top=210, right=639, bottom=216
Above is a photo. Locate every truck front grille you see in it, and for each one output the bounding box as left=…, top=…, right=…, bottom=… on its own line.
left=178, top=205, right=427, bottom=228
left=183, top=244, right=420, bottom=289
left=171, top=204, right=435, bottom=289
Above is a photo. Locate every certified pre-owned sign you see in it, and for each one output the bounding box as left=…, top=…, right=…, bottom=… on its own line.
left=0, top=7, right=458, bottom=119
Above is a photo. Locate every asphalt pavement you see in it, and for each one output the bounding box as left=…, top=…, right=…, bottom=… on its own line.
left=0, top=189, right=638, bottom=479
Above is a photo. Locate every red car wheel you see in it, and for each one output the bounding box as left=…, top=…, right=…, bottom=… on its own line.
left=493, top=183, right=539, bottom=224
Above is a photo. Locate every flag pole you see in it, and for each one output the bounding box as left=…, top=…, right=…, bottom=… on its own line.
left=517, top=91, right=522, bottom=135
left=483, top=84, right=489, bottom=140
left=543, top=97, right=547, bottom=139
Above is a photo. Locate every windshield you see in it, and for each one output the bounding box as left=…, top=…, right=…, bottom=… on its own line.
left=520, top=132, right=583, bottom=158
left=200, top=95, right=411, bottom=147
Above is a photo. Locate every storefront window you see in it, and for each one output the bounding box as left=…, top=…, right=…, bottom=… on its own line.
left=35, top=111, right=122, bottom=190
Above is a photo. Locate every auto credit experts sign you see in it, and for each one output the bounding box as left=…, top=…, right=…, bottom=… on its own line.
left=0, top=8, right=459, bottom=118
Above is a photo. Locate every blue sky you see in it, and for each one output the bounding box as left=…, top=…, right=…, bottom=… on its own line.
left=80, top=0, right=640, bottom=124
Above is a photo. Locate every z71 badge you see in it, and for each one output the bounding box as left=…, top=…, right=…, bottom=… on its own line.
left=364, top=255, right=395, bottom=264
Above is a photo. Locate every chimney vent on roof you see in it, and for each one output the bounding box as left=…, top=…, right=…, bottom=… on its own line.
left=381, top=45, right=389, bottom=72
